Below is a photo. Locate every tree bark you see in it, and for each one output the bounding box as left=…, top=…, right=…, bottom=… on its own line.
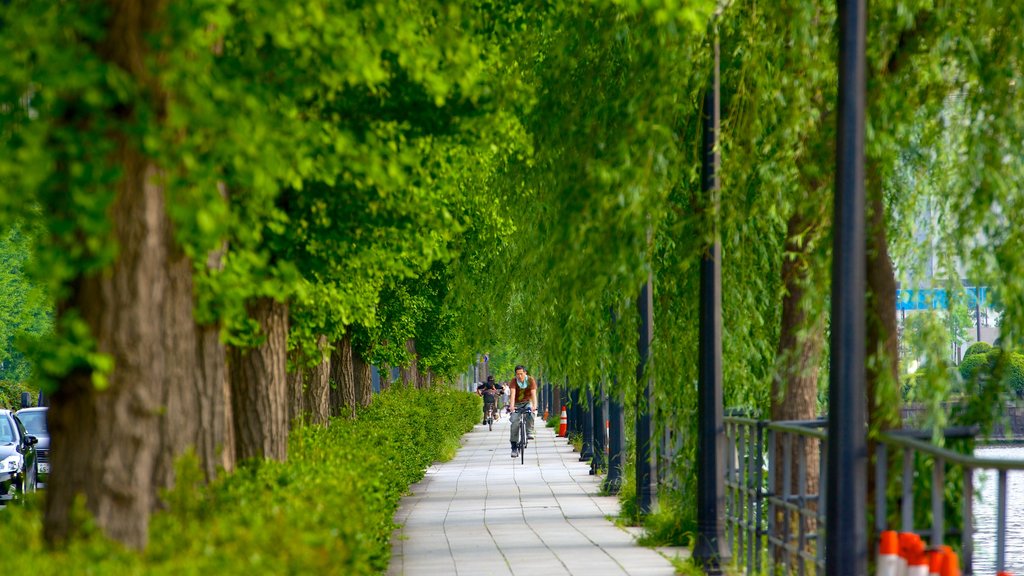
left=330, top=334, right=356, bottom=417
left=286, top=350, right=304, bottom=429
left=227, top=297, right=289, bottom=462
left=353, top=348, right=373, bottom=407
left=379, top=363, right=392, bottom=391
left=44, top=157, right=168, bottom=550
left=196, top=321, right=233, bottom=476
left=152, top=244, right=199, bottom=503
left=400, top=339, right=420, bottom=387
left=772, top=212, right=826, bottom=554
left=196, top=182, right=233, bottom=477
left=865, top=167, right=901, bottom=432
left=304, top=335, right=331, bottom=425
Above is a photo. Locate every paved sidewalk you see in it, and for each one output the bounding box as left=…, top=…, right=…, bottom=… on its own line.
left=387, top=414, right=683, bottom=576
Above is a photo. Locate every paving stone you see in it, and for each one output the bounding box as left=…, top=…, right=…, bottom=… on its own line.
left=387, top=418, right=684, bottom=576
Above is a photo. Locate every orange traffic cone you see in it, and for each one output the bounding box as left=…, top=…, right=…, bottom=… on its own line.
left=876, top=531, right=899, bottom=576
left=558, top=406, right=567, bottom=437
left=939, top=548, right=961, bottom=576
left=929, top=546, right=954, bottom=576
left=904, top=535, right=927, bottom=576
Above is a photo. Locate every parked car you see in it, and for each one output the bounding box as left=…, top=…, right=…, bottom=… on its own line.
left=15, top=407, right=48, bottom=488
left=0, top=409, right=38, bottom=503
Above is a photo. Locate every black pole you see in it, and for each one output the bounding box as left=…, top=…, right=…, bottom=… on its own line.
left=569, top=384, right=579, bottom=443
left=580, top=388, right=594, bottom=461
left=636, top=272, right=656, bottom=515
left=590, top=382, right=605, bottom=475
left=540, top=377, right=548, bottom=416
left=827, top=0, right=868, bottom=572
left=694, top=34, right=729, bottom=574
left=605, top=379, right=624, bottom=493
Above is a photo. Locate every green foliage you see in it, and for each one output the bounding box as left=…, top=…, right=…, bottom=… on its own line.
left=0, top=227, right=52, bottom=388
left=959, top=352, right=988, bottom=383
left=0, top=386, right=479, bottom=574
left=962, top=341, right=993, bottom=359
left=2, top=0, right=1023, bottom=556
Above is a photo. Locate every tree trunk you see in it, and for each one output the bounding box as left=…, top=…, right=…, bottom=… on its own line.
left=400, top=339, right=420, bottom=387
left=865, top=168, right=901, bottom=431
left=353, top=348, right=373, bottom=407
left=771, top=212, right=826, bottom=557
left=152, top=245, right=199, bottom=503
left=330, top=334, right=356, bottom=417
left=227, top=297, right=289, bottom=462
left=196, top=321, right=233, bottom=477
left=196, top=182, right=233, bottom=477
left=379, top=363, right=391, bottom=391
left=865, top=164, right=902, bottom=540
left=287, top=351, right=304, bottom=429
left=304, top=335, right=331, bottom=425
left=44, top=157, right=168, bottom=550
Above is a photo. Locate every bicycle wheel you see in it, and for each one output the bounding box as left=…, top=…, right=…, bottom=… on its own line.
left=519, top=418, right=526, bottom=465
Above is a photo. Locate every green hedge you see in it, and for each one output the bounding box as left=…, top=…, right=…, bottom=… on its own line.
left=962, top=341, right=993, bottom=359
left=959, top=348, right=1024, bottom=397
left=2, top=385, right=480, bottom=575
left=959, top=353, right=989, bottom=383
left=0, top=381, right=37, bottom=410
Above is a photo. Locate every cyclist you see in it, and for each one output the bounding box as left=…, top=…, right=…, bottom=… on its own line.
left=476, top=376, right=500, bottom=425
left=509, top=365, right=538, bottom=458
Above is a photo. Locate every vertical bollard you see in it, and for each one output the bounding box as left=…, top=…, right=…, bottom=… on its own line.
left=580, top=388, right=594, bottom=461
left=605, top=380, right=624, bottom=493
left=590, top=383, right=605, bottom=475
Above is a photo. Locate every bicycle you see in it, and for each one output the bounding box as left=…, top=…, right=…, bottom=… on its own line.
left=484, top=401, right=498, bottom=431
left=514, top=405, right=533, bottom=465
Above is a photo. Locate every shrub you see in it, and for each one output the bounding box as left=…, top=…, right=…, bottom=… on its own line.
left=959, top=353, right=989, bottom=383
left=0, top=381, right=37, bottom=410
left=994, top=351, right=1024, bottom=397
left=2, top=385, right=480, bottom=575
left=962, top=341, right=993, bottom=359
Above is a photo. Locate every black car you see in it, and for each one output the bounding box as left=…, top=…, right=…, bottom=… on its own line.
left=15, top=407, right=48, bottom=488
left=0, top=409, right=38, bottom=502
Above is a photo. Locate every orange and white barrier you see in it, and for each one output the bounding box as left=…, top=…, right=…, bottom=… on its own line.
left=904, top=535, right=927, bottom=576
left=939, top=547, right=960, bottom=576
left=558, top=406, right=567, bottom=437
left=877, top=530, right=900, bottom=576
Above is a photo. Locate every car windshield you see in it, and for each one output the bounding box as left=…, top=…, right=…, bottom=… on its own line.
left=19, top=411, right=47, bottom=435
left=0, top=419, right=14, bottom=444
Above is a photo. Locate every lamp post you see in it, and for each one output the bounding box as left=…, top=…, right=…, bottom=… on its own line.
left=694, top=32, right=729, bottom=574
left=826, top=0, right=868, bottom=572
left=636, top=271, right=656, bottom=514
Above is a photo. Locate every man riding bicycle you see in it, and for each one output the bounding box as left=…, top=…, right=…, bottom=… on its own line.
left=509, top=365, right=537, bottom=458
left=476, top=376, right=500, bottom=425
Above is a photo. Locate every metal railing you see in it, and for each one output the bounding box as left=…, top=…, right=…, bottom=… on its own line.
left=725, top=416, right=1024, bottom=575
left=725, top=417, right=826, bottom=575
left=876, top=430, right=1024, bottom=575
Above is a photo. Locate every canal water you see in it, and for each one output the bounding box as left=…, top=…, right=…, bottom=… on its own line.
left=972, top=445, right=1024, bottom=575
